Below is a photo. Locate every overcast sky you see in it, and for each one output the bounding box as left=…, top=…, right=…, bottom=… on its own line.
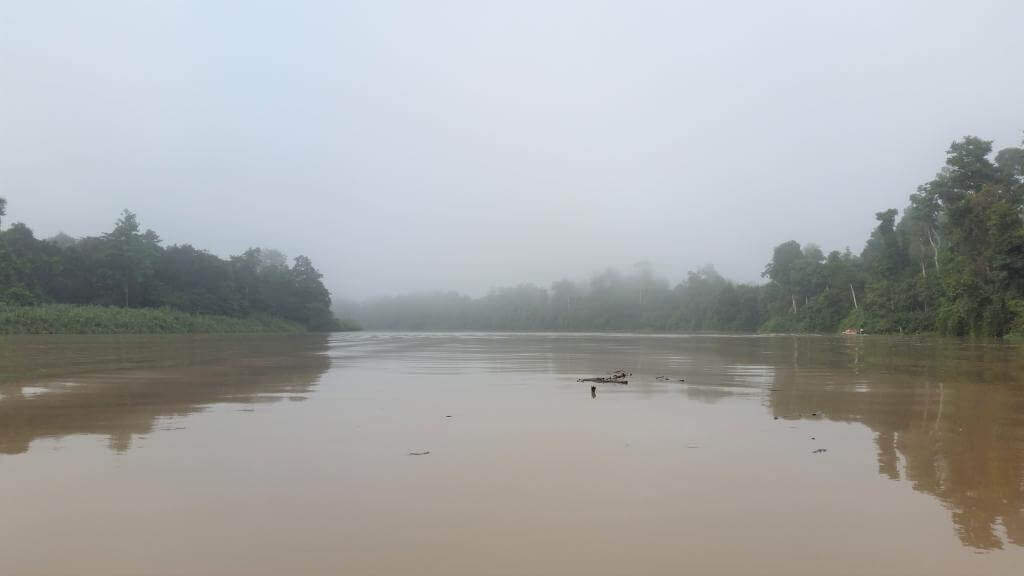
left=3, top=1, right=1023, bottom=299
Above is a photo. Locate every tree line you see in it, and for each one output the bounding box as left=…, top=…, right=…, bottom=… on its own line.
left=0, top=208, right=351, bottom=332
left=341, top=135, right=1024, bottom=337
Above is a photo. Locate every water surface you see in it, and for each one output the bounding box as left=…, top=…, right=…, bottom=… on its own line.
left=1, top=332, right=1023, bottom=575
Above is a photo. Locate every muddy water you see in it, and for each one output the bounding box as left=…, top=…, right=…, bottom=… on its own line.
left=1, top=333, right=1023, bottom=575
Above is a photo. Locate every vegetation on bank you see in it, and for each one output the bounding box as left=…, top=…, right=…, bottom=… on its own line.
left=0, top=304, right=306, bottom=334
left=342, top=135, right=1024, bottom=338
left=0, top=208, right=359, bottom=333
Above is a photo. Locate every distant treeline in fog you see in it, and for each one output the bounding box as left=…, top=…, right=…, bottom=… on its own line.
left=341, top=135, right=1024, bottom=337
left=0, top=207, right=352, bottom=332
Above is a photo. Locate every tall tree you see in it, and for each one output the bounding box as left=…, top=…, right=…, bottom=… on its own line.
left=99, top=210, right=161, bottom=307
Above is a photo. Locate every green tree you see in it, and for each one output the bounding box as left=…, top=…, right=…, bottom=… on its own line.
left=99, top=210, right=162, bottom=307
left=288, top=255, right=341, bottom=331
left=0, top=209, right=347, bottom=331
left=924, top=137, right=1024, bottom=335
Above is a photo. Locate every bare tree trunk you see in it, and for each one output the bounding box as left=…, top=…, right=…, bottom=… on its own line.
left=849, top=284, right=858, bottom=309
left=927, top=227, right=940, bottom=271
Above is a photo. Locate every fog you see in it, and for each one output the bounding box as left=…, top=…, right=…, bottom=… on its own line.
left=3, top=0, right=1023, bottom=299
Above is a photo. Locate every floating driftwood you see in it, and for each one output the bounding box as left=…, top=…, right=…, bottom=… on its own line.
left=578, top=376, right=628, bottom=384
left=812, top=448, right=827, bottom=454
left=656, top=376, right=685, bottom=382
left=578, top=369, right=630, bottom=384
left=408, top=451, right=431, bottom=456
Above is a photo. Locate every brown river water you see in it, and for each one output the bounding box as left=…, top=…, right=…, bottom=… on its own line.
left=1, top=332, right=1023, bottom=575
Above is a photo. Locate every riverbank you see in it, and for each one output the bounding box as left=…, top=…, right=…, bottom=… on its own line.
left=0, top=304, right=310, bottom=334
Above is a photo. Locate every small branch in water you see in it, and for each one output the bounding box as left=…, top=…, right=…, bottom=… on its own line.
left=408, top=451, right=430, bottom=456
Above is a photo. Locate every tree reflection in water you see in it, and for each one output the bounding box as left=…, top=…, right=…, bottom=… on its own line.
left=0, top=334, right=330, bottom=455
left=767, top=336, right=1024, bottom=550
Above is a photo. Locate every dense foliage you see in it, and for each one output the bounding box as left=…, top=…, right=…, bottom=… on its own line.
left=343, top=136, right=1024, bottom=337
left=0, top=209, right=353, bottom=332
left=0, top=304, right=305, bottom=335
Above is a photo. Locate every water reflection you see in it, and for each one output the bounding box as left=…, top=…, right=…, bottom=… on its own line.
left=0, top=334, right=329, bottom=455
left=2, top=331, right=1022, bottom=558
left=331, top=332, right=1024, bottom=551
left=765, top=336, right=1024, bottom=550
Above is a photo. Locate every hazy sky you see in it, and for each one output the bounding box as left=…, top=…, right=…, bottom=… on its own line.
left=3, top=1, right=1023, bottom=299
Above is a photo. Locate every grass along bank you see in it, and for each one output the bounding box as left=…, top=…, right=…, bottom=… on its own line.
left=0, top=304, right=309, bottom=334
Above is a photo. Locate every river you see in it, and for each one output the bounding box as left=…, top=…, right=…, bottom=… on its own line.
left=1, top=332, right=1022, bottom=575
